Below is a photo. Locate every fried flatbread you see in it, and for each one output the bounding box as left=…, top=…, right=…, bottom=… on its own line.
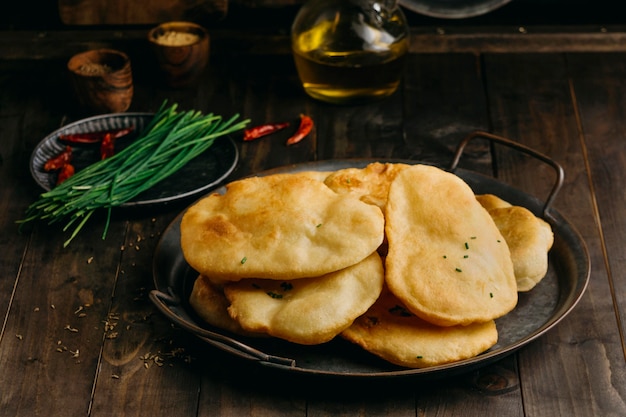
left=476, top=193, right=512, bottom=210
left=342, top=288, right=498, bottom=368
left=385, top=164, right=518, bottom=326
left=293, top=170, right=332, bottom=182
left=189, top=275, right=262, bottom=337
left=481, top=205, right=554, bottom=292
left=224, top=251, right=385, bottom=345
left=180, top=173, right=384, bottom=281
left=324, top=162, right=411, bottom=212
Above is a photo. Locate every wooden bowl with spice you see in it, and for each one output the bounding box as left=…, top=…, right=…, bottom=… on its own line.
left=67, top=49, right=134, bottom=114
left=148, top=21, right=210, bottom=88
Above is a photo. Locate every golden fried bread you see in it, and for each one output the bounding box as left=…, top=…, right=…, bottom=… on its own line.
left=293, top=170, right=332, bottom=182
left=224, top=252, right=385, bottom=345
left=476, top=193, right=512, bottom=210
left=384, top=164, right=518, bottom=327
left=483, top=206, right=554, bottom=292
left=324, top=162, right=411, bottom=211
left=342, top=288, right=498, bottom=368
left=180, top=173, right=384, bottom=281
left=189, top=275, right=262, bottom=337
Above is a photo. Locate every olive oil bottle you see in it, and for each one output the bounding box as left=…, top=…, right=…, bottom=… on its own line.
left=291, top=0, right=409, bottom=105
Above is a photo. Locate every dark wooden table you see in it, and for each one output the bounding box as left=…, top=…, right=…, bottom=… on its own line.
left=1, top=24, right=626, bottom=416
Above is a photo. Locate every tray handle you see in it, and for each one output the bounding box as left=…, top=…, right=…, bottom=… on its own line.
left=448, top=130, right=565, bottom=220
left=149, top=289, right=297, bottom=368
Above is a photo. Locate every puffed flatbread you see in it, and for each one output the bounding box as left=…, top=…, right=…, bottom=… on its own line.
left=189, top=275, right=262, bottom=337
left=224, top=251, right=385, bottom=345
left=342, top=288, right=498, bottom=368
left=476, top=193, right=512, bottom=211
left=324, top=162, right=411, bottom=212
left=385, top=164, right=518, bottom=327
left=481, top=205, right=554, bottom=292
left=292, top=170, right=332, bottom=182
left=180, top=173, right=384, bottom=281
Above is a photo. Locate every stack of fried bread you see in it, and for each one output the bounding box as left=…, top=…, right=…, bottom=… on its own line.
left=181, top=162, right=554, bottom=368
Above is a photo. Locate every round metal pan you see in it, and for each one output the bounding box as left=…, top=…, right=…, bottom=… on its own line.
left=150, top=132, right=590, bottom=380
left=399, top=0, right=513, bottom=19
left=30, top=113, right=239, bottom=206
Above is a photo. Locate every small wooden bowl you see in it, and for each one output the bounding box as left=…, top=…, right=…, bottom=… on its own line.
left=67, top=49, right=133, bottom=114
left=148, top=21, right=210, bottom=88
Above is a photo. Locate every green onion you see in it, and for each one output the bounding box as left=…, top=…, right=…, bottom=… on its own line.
left=19, top=101, right=249, bottom=247
left=266, top=292, right=283, bottom=299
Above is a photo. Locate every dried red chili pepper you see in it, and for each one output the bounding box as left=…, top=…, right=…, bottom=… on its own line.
left=286, top=114, right=313, bottom=146
left=243, top=122, right=290, bottom=141
left=44, top=146, right=73, bottom=171
left=56, top=163, right=75, bottom=185
left=58, top=126, right=134, bottom=144
left=100, top=132, right=115, bottom=160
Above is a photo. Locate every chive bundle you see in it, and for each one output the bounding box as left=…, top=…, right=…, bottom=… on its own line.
left=19, top=101, right=249, bottom=247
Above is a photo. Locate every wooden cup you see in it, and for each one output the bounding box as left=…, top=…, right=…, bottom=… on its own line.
left=67, top=49, right=133, bottom=114
left=148, top=21, right=210, bottom=88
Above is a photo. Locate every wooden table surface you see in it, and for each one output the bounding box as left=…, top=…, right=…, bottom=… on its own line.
left=1, top=24, right=626, bottom=417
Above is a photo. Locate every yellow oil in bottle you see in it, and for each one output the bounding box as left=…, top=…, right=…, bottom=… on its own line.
left=293, top=47, right=407, bottom=104
left=291, top=1, right=409, bottom=105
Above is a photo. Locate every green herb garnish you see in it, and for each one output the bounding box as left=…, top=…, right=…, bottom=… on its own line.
left=267, top=291, right=283, bottom=299
left=19, top=100, right=249, bottom=247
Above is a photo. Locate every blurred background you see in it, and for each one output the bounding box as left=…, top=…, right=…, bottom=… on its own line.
left=1, top=0, right=624, bottom=31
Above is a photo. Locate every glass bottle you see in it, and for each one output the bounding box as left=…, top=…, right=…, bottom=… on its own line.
left=291, top=0, right=409, bottom=105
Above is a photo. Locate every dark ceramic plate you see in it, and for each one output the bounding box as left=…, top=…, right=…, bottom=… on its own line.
left=150, top=157, right=590, bottom=380
left=30, top=113, right=239, bottom=206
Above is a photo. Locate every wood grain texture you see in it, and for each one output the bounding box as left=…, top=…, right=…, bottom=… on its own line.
left=57, top=0, right=228, bottom=25
left=1, top=27, right=625, bottom=416
left=483, top=51, right=626, bottom=417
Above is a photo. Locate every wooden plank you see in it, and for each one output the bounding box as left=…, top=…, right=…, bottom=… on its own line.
left=310, top=83, right=406, bottom=161
left=401, top=53, right=492, bottom=172
left=89, top=208, right=203, bottom=416
left=196, top=358, right=308, bottom=416
left=567, top=52, right=626, bottom=357
left=409, top=25, right=626, bottom=54
left=0, top=67, right=39, bottom=326
left=227, top=53, right=317, bottom=175
left=0, top=212, right=129, bottom=416
left=0, top=61, right=117, bottom=416
left=4, top=26, right=626, bottom=61
left=57, top=0, right=228, bottom=25
left=415, top=357, right=523, bottom=416
left=482, top=51, right=626, bottom=416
